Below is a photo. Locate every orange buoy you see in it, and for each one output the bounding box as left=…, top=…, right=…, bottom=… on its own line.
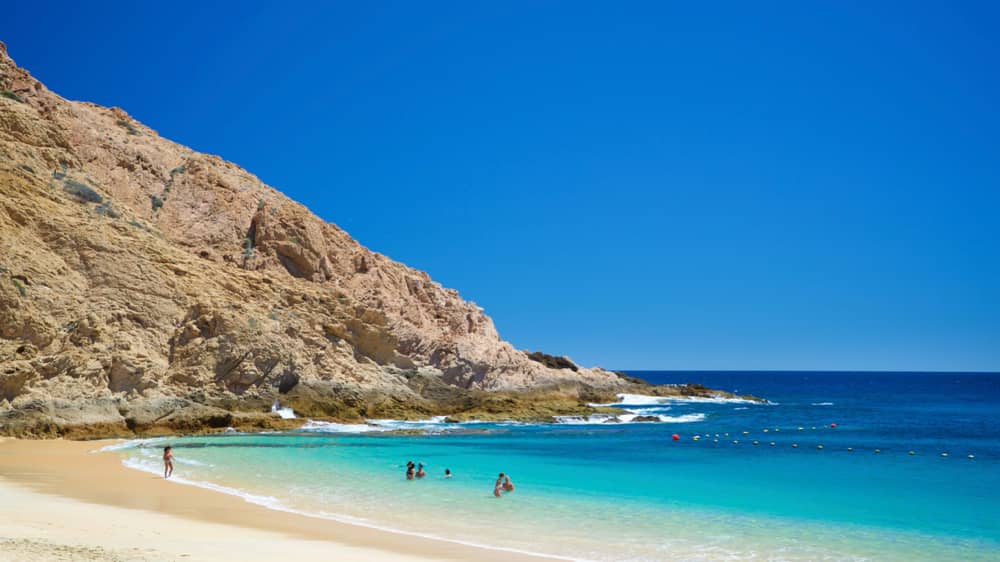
left=671, top=434, right=680, bottom=441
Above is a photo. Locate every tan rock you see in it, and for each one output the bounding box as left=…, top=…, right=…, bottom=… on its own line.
left=0, top=41, right=759, bottom=437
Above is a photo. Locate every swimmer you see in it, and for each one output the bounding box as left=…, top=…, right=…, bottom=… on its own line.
left=416, top=463, right=426, bottom=479
left=163, top=446, right=173, bottom=479
left=494, top=472, right=505, bottom=497
left=444, top=468, right=452, bottom=478
left=502, top=475, right=514, bottom=492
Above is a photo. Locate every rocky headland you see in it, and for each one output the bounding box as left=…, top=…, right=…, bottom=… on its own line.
left=0, top=41, right=761, bottom=438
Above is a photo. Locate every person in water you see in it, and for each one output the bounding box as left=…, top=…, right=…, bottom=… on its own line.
left=494, top=472, right=505, bottom=497
left=444, top=468, right=452, bottom=478
left=163, top=446, right=174, bottom=479
left=416, top=463, right=426, bottom=479
left=406, top=462, right=415, bottom=480
left=502, top=475, right=515, bottom=492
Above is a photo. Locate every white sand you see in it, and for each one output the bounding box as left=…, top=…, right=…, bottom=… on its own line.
left=0, top=438, right=548, bottom=562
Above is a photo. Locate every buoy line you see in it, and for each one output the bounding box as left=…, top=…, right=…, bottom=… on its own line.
left=665, top=427, right=975, bottom=459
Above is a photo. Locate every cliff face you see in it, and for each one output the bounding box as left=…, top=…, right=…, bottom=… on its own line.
left=0, top=40, right=643, bottom=436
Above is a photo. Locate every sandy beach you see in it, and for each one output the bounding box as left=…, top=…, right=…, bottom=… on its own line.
left=0, top=438, right=551, bottom=562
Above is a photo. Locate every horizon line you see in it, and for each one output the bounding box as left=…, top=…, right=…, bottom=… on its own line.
left=615, top=369, right=1000, bottom=375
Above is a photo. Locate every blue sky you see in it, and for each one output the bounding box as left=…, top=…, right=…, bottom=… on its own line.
left=4, top=2, right=998, bottom=371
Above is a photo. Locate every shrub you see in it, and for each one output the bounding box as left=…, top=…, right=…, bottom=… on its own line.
left=150, top=194, right=164, bottom=211
left=1, top=90, right=23, bottom=103
left=17, top=164, right=35, bottom=174
left=63, top=180, right=103, bottom=203
left=169, top=165, right=186, bottom=177
left=242, top=238, right=255, bottom=260
left=257, top=198, right=265, bottom=211
left=116, top=119, right=140, bottom=135
left=11, top=278, right=26, bottom=297
left=52, top=170, right=66, bottom=180
left=95, top=203, right=120, bottom=218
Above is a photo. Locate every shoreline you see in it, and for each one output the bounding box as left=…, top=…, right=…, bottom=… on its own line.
left=0, top=438, right=554, bottom=562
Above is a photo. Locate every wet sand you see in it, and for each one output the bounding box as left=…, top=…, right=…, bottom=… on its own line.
left=0, top=438, right=552, bottom=562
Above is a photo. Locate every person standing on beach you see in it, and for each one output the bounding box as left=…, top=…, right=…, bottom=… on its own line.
left=163, top=446, right=173, bottom=479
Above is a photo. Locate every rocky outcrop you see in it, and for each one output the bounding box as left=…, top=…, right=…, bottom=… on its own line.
left=526, top=351, right=579, bottom=372
left=0, top=40, right=761, bottom=438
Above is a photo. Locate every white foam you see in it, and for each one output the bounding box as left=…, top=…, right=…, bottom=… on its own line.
left=554, top=412, right=706, bottom=424
left=300, top=420, right=384, bottom=433
left=590, top=393, right=763, bottom=407
left=300, top=416, right=455, bottom=434
left=271, top=399, right=297, bottom=419
left=95, top=437, right=168, bottom=453
left=622, top=405, right=673, bottom=414
left=811, top=402, right=834, bottom=406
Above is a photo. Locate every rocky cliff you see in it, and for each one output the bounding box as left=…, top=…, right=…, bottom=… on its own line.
left=0, top=41, right=756, bottom=437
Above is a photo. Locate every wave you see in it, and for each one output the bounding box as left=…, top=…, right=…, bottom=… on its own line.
left=115, top=456, right=580, bottom=561
left=590, top=393, right=764, bottom=407
left=812, top=402, right=834, bottom=406
left=554, top=413, right=706, bottom=425
left=271, top=399, right=297, bottom=419
left=621, top=405, right=672, bottom=414
left=96, top=437, right=168, bottom=452
left=300, top=416, right=453, bottom=434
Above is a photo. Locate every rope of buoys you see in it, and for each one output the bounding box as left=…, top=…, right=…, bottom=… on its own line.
left=668, top=426, right=977, bottom=462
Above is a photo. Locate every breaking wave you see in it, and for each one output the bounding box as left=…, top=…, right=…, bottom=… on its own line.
left=554, top=413, right=706, bottom=425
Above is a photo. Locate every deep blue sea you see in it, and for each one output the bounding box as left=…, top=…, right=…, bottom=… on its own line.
left=109, top=371, right=1000, bottom=561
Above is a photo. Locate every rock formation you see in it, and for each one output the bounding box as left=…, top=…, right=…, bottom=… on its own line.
left=0, top=41, right=758, bottom=437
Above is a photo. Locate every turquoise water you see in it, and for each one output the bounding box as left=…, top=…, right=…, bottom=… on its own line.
left=111, top=372, right=1000, bottom=560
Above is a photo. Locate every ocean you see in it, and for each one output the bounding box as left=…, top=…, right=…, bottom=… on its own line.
left=108, top=371, right=1000, bottom=561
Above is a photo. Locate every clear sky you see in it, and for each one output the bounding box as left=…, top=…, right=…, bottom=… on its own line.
left=4, top=2, right=998, bottom=371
